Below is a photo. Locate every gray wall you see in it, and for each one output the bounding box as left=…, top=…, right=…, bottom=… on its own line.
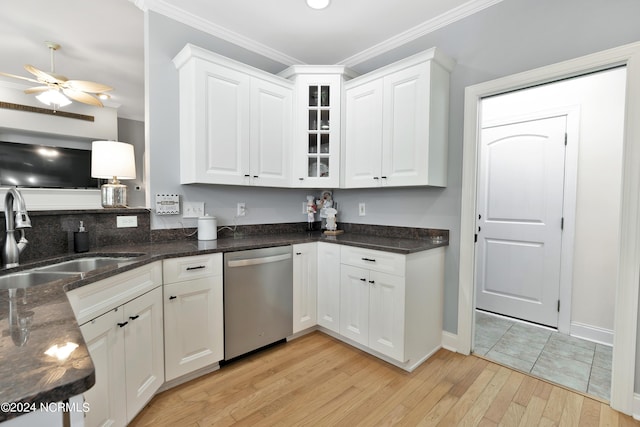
left=146, top=0, right=640, bottom=344
left=117, top=118, right=146, bottom=208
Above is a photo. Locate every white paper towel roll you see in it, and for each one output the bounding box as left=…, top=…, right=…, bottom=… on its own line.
left=197, top=215, right=217, bottom=240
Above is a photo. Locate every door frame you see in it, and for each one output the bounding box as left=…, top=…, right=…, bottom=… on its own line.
left=458, top=41, right=640, bottom=415
left=479, top=107, right=580, bottom=335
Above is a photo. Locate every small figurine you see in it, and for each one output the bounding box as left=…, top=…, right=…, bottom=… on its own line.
left=306, top=195, right=316, bottom=231
left=325, top=208, right=338, bottom=231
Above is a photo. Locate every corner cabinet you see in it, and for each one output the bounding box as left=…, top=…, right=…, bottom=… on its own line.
left=343, top=48, right=453, bottom=188
left=279, top=67, right=355, bottom=188
left=173, top=44, right=293, bottom=187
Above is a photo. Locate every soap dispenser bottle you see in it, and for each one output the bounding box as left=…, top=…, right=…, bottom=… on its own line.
left=74, top=221, right=89, bottom=253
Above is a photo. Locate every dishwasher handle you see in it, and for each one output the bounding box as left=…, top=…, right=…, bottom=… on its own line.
left=227, top=252, right=292, bottom=268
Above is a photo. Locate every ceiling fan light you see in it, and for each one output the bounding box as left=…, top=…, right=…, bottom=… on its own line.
left=97, top=93, right=111, bottom=100
left=36, top=89, right=71, bottom=107
left=306, top=0, right=330, bottom=10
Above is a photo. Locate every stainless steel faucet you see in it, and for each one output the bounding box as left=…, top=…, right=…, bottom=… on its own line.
left=3, top=188, right=31, bottom=268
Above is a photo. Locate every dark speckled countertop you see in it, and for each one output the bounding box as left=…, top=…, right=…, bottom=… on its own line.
left=0, top=231, right=447, bottom=421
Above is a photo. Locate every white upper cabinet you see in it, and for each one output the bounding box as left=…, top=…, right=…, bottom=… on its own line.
left=343, top=48, right=453, bottom=188
left=174, top=44, right=293, bottom=187
left=280, top=67, right=354, bottom=188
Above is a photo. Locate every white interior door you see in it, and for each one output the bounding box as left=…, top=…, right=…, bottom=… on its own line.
left=475, top=115, right=566, bottom=327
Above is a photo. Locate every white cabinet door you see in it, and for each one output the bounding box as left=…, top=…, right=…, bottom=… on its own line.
left=339, top=265, right=370, bottom=345
left=344, top=79, right=384, bottom=188
left=164, top=276, right=224, bottom=381
left=181, top=60, right=251, bottom=185
left=317, top=242, right=341, bottom=333
left=250, top=78, right=292, bottom=187
left=381, top=63, right=430, bottom=187
left=368, top=271, right=406, bottom=362
left=123, top=287, right=164, bottom=423
left=80, top=308, right=127, bottom=427
left=292, top=243, right=318, bottom=333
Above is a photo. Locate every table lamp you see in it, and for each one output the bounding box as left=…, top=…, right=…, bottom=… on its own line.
left=91, top=140, right=136, bottom=208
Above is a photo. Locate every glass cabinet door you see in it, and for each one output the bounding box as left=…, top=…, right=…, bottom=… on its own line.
left=307, top=84, right=331, bottom=179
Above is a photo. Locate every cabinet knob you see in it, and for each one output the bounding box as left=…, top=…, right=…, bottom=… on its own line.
left=169, top=295, right=177, bottom=300
left=129, top=315, right=140, bottom=321
left=117, top=321, right=128, bottom=328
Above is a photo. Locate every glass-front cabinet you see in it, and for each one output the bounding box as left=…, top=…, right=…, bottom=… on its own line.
left=282, top=67, right=353, bottom=188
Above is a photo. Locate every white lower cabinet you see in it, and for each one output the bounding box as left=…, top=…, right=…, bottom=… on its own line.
left=68, top=263, right=164, bottom=427
left=163, top=254, right=224, bottom=381
left=339, top=246, right=445, bottom=369
left=292, top=243, right=317, bottom=333
left=316, top=242, right=341, bottom=333
left=79, top=286, right=163, bottom=426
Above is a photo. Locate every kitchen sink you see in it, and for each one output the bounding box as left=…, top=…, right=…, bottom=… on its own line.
left=0, top=271, right=80, bottom=289
left=34, top=257, right=138, bottom=273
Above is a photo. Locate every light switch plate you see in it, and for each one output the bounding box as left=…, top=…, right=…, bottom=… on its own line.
left=358, top=202, right=366, bottom=216
left=183, top=202, right=205, bottom=218
left=117, top=216, right=138, bottom=228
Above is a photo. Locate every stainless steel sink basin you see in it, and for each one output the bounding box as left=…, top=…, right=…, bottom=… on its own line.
left=35, top=257, right=137, bottom=273
left=0, top=271, right=79, bottom=289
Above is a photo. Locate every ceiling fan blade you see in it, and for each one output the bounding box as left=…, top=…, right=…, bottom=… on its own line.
left=24, top=64, right=66, bottom=84
left=24, top=86, right=51, bottom=94
left=65, top=80, right=113, bottom=93
left=63, top=88, right=104, bottom=107
left=0, top=71, right=41, bottom=84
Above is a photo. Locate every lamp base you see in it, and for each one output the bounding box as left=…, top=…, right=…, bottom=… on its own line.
left=101, top=183, right=128, bottom=208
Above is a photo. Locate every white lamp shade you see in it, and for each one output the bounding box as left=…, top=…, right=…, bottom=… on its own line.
left=91, top=140, right=136, bottom=179
left=36, top=89, right=72, bottom=107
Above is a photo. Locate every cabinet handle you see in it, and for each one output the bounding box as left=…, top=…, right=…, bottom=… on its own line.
left=361, top=257, right=376, bottom=262
left=359, top=278, right=367, bottom=282
left=253, top=175, right=259, bottom=179
left=299, top=177, right=304, bottom=181
left=244, top=174, right=250, bottom=177
left=129, top=315, right=140, bottom=321
left=117, top=321, right=128, bottom=328
left=368, top=280, right=375, bottom=284
left=373, top=177, right=380, bottom=180
left=296, top=252, right=302, bottom=255
left=186, top=265, right=206, bottom=271
left=381, top=176, right=387, bottom=179
left=169, top=295, right=177, bottom=300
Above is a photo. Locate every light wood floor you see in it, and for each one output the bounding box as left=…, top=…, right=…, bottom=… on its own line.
left=130, top=331, right=639, bottom=426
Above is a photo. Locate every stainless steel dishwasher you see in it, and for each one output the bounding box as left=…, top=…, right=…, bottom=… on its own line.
left=223, top=245, right=293, bottom=360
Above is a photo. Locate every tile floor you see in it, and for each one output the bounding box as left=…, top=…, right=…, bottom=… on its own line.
left=473, top=310, right=612, bottom=401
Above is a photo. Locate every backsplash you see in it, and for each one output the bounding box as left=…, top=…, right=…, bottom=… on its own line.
left=1, top=208, right=448, bottom=264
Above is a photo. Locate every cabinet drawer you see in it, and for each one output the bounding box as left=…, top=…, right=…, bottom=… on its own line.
left=67, top=262, right=162, bottom=325
left=340, top=246, right=405, bottom=276
left=163, top=253, right=222, bottom=284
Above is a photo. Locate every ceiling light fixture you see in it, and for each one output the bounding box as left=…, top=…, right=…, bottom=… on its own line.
left=36, top=88, right=72, bottom=109
left=306, top=0, right=330, bottom=10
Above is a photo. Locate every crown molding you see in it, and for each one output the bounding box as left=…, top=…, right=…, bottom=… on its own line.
left=337, top=0, right=504, bottom=67
left=132, top=0, right=305, bottom=66
left=132, top=0, right=503, bottom=69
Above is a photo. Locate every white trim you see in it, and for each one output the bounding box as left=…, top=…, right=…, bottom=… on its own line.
left=633, top=393, right=640, bottom=421
left=133, top=0, right=502, bottom=69
left=134, top=0, right=304, bottom=66
left=442, top=331, right=458, bottom=352
left=0, top=188, right=102, bottom=210
left=458, top=41, right=640, bottom=415
left=570, top=322, right=614, bottom=347
left=338, top=0, right=504, bottom=67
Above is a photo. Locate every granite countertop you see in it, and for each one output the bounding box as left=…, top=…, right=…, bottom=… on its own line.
left=0, top=231, right=448, bottom=421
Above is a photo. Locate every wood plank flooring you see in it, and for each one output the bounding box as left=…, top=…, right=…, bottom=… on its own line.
left=129, top=331, right=639, bottom=426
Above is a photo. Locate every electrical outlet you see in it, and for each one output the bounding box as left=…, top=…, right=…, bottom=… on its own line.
left=117, top=215, right=138, bottom=228
left=183, top=202, right=205, bottom=218
left=358, top=202, right=366, bottom=216
left=237, top=202, right=246, bottom=217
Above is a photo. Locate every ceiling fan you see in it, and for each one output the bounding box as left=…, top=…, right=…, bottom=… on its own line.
left=0, top=41, right=113, bottom=108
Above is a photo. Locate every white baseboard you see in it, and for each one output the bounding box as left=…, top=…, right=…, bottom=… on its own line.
left=634, top=393, right=640, bottom=420
left=442, top=331, right=458, bottom=353
left=570, top=321, right=614, bottom=346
